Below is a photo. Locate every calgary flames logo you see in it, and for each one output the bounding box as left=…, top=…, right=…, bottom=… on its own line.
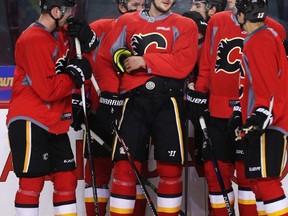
left=215, top=37, right=244, bottom=74
left=131, top=33, right=167, bottom=55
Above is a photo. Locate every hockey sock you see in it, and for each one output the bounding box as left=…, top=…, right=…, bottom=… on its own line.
left=157, top=161, right=183, bottom=216
left=132, top=183, right=147, bottom=216
left=204, top=160, right=235, bottom=216
left=235, top=161, right=258, bottom=216
left=252, top=178, right=288, bottom=215
left=85, top=157, right=112, bottom=216
left=15, top=177, right=44, bottom=216
left=110, top=160, right=140, bottom=216
left=51, top=171, right=77, bottom=215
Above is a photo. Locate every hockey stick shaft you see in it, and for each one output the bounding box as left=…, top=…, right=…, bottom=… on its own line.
left=199, top=116, right=235, bottom=216
left=83, top=114, right=186, bottom=215
left=184, top=119, right=189, bottom=216
left=75, top=38, right=99, bottom=215
left=112, top=123, right=158, bottom=216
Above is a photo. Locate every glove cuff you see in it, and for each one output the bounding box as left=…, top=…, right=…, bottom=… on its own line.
left=186, top=90, right=208, bottom=104
left=99, top=92, right=124, bottom=107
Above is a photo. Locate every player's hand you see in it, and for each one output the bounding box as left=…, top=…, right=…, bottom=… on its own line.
left=55, top=50, right=69, bottom=74
left=71, top=94, right=91, bottom=131
left=241, top=106, right=273, bottom=138
left=227, top=103, right=242, bottom=141
left=113, top=48, right=132, bottom=74
left=65, top=57, right=92, bottom=88
left=123, top=56, right=146, bottom=74
left=186, top=90, right=209, bottom=128
left=67, top=17, right=99, bottom=53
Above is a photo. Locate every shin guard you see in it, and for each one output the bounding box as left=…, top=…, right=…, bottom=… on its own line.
left=205, top=160, right=235, bottom=216
left=252, top=178, right=288, bottom=216
left=157, top=161, right=182, bottom=216
left=15, top=177, right=44, bottom=216
left=51, top=171, right=77, bottom=216
left=132, top=183, right=147, bottom=216
left=235, top=161, right=258, bottom=216
left=84, top=157, right=112, bottom=216
left=110, top=160, right=140, bottom=216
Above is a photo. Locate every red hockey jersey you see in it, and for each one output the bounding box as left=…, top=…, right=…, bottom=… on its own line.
left=95, top=10, right=198, bottom=93
left=240, top=25, right=288, bottom=131
left=195, top=10, right=286, bottom=119
left=83, top=18, right=118, bottom=110
left=6, top=23, right=75, bottom=134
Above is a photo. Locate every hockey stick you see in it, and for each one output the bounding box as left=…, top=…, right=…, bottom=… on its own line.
left=87, top=126, right=186, bottom=215
left=112, top=123, right=158, bottom=216
left=75, top=38, right=99, bottom=215
left=80, top=123, right=112, bottom=153
left=183, top=119, right=189, bottom=216
left=199, top=116, right=235, bottom=216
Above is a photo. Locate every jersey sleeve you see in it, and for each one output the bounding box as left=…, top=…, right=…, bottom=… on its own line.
left=15, top=31, right=75, bottom=102
left=195, top=17, right=215, bottom=93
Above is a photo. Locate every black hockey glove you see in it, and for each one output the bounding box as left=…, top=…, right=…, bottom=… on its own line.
left=113, top=48, right=132, bottom=75
left=227, top=102, right=242, bottom=141
left=65, top=57, right=92, bottom=89
left=67, top=17, right=99, bottom=53
left=242, top=106, right=273, bottom=138
left=71, top=93, right=91, bottom=131
left=97, top=91, right=124, bottom=135
left=284, top=39, right=288, bottom=56
left=55, top=50, right=69, bottom=74
left=186, top=90, right=209, bottom=129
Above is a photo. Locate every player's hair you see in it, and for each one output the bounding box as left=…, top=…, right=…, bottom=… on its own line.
left=206, top=0, right=227, bottom=12
left=39, top=0, right=75, bottom=12
left=235, top=0, right=268, bottom=22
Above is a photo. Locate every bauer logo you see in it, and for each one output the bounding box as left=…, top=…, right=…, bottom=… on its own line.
left=0, top=66, right=14, bottom=105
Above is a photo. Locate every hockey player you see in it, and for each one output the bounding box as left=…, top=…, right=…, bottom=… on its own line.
left=69, top=1, right=146, bottom=216
left=186, top=0, right=287, bottom=215
left=234, top=0, right=288, bottom=215
left=5, top=0, right=97, bottom=215
left=190, top=0, right=227, bottom=21
left=94, top=0, right=198, bottom=215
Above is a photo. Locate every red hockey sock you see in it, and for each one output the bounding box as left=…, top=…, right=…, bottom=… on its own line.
left=205, top=160, right=235, bottom=216
left=132, top=184, right=147, bottom=216
left=15, top=177, right=44, bottom=205
left=110, top=160, right=140, bottom=216
left=157, top=162, right=183, bottom=216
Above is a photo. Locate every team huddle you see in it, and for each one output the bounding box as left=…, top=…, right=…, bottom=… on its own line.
left=5, top=0, right=288, bottom=216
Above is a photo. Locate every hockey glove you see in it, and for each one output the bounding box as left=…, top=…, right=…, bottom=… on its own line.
left=67, top=17, right=99, bottom=53
left=242, top=106, right=273, bottom=138
left=186, top=90, right=209, bottom=129
left=227, top=102, right=242, bottom=141
left=65, top=57, right=92, bottom=89
left=97, top=91, right=124, bottom=135
left=284, top=39, right=288, bottom=56
left=113, top=48, right=132, bottom=75
left=71, top=93, right=91, bottom=131
left=55, top=50, right=70, bottom=74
